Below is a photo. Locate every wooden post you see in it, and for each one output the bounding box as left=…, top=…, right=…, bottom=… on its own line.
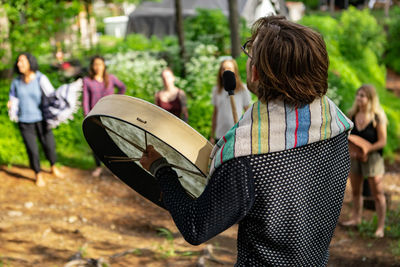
left=329, top=0, right=335, bottom=14
left=175, top=0, right=186, bottom=77
left=384, top=0, right=390, bottom=17
left=0, top=6, right=12, bottom=78
left=229, top=95, right=239, bottom=124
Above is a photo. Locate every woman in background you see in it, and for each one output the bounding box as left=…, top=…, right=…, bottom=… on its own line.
left=83, top=55, right=126, bottom=177
left=342, top=84, right=387, bottom=238
left=8, top=53, right=62, bottom=186
left=210, top=59, right=251, bottom=144
left=155, top=68, right=189, bottom=122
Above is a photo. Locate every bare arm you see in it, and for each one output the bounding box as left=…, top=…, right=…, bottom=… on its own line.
left=111, top=75, right=126, bottom=94
left=368, top=122, right=387, bottom=153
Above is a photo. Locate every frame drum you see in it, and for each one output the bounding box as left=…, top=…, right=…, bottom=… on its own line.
left=82, top=95, right=213, bottom=209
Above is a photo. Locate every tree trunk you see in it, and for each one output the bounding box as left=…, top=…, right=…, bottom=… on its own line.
left=384, top=0, right=390, bottom=17
left=79, top=10, right=90, bottom=49
left=80, top=1, right=96, bottom=49
left=0, top=5, right=12, bottom=78
left=329, top=0, right=335, bottom=14
left=174, top=0, right=186, bottom=77
left=228, top=0, right=240, bottom=58
left=278, top=0, right=288, bottom=17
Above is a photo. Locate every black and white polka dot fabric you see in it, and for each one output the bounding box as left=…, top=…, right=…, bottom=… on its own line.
left=155, top=132, right=350, bottom=266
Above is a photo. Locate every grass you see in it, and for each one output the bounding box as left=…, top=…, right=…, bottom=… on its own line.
left=391, top=240, right=400, bottom=257
left=156, top=228, right=176, bottom=258
left=385, top=205, right=400, bottom=238
left=353, top=204, right=400, bottom=240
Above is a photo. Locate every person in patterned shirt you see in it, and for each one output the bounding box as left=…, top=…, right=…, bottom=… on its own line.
left=140, top=16, right=353, bottom=266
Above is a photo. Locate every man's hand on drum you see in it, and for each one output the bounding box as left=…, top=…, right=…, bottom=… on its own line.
left=140, top=145, right=162, bottom=171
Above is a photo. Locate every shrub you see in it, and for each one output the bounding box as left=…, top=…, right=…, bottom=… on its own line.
left=300, top=9, right=400, bottom=158
left=105, top=51, right=168, bottom=101
left=0, top=80, right=27, bottom=165
left=385, top=6, right=400, bottom=73
left=184, top=8, right=250, bottom=55
left=296, top=0, right=320, bottom=10
left=183, top=44, right=220, bottom=137
left=103, top=44, right=220, bottom=139
left=338, top=7, right=386, bottom=61
left=1, top=1, right=80, bottom=71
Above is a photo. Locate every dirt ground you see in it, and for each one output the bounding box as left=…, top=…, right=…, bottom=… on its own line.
left=386, top=69, right=400, bottom=97
left=0, top=157, right=399, bottom=267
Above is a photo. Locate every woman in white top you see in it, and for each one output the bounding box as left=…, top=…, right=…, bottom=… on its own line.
left=210, top=59, right=251, bottom=144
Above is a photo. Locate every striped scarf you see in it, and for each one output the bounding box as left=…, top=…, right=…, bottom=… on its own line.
left=209, top=96, right=353, bottom=175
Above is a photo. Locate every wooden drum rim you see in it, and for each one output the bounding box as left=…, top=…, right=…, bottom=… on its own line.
left=86, top=94, right=213, bottom=176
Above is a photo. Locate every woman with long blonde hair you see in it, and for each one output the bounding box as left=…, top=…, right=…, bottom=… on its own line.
left=342, top=84, right=387, bottom=238
left=210, top=59, right=251, bottom=144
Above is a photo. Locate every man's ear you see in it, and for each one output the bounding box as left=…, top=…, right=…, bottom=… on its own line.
left=251, top=65, right=259, bottom=82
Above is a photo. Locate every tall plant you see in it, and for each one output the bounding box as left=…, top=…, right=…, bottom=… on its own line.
left=300, top=9, right=400, bottom=158
left=385, top=6, right=400, bottom=73
left=1, top=0, right=81, bottom=69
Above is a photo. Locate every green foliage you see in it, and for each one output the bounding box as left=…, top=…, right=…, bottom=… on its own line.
left=0, top=80, right=30, bottom=165
left=94, top=34, right=186, bottom=75
left=96, top=34, right=176, bottom=55
left=385, top=6, right=400, bottom=73
left=105, top=51, right=167, bottom=101
left=300, top=9, right=400, bottom=158
left=184, top=9, right=230, bottom=54
left=156, top=227, right=175, bottom=258
left=183, top=44, right=219, bottom=138
left=157, top=227, right=174, bottom=241
left=104, top=43, right=219, bottom=138
left=236, top=53, right=249, bottom=83
left=338, top=7, right=386, bottom=60
left=184, top=8, right=250, bottom=55
left=79, top=245, right=88, bottom=258
left=1, top=0, right=81, bottom=69
left=130, top=248, right=142, bottom=256
left=351, top=205, right=400, bottom=241
left=385, top=206, right=400, bottom=238
left=358, top=216, right=378, bottom=238
left=296, top=0, right=319, bottom=10
left=391, top=240, right=400, bottom=257
left=0, top=255, right=9, bottom=267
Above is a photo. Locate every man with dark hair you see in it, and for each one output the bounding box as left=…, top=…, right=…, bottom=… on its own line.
left=141, top=16, right=353, bottom=266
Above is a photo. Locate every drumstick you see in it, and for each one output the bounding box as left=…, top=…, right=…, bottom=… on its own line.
left=104, top=155, right=205, bottom=177
left=95, top=119, right=205, bottom=177
left=145, top=131, right=148, bottom=148
left=93, top=119, right=146, bottom=152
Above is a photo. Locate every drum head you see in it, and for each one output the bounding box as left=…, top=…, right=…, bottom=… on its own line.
left=82, top=95, right=213, bottom=209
